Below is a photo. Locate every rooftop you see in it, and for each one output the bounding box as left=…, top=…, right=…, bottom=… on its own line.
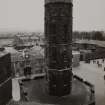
left=10, top=78, right=90, bottom=105
left=74, top=39, right=105, bottom=48
left=73, top=60, right=105, bottom=105
left=0, top=51, right=8, bottom=57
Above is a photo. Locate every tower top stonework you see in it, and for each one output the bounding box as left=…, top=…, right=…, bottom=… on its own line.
left=45, top=0, right=73, bottom=4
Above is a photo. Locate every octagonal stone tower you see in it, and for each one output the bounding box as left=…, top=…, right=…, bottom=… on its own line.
left=45, top=0, right=73, bottom=96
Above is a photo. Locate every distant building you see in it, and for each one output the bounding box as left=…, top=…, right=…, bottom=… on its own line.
left=5, top=46, right=45, bottom=77
left=72, top=51, right=80, bottom=67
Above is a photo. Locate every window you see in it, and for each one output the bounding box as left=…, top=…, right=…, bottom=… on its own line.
left=49, top=23, right=56, bottom=34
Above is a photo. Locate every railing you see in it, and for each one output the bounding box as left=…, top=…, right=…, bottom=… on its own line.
left=73, top=75, right=96, bottom=105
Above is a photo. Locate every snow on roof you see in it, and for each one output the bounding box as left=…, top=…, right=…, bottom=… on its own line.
left=28, top=46, right=44, bottom=58
left=5, top=47, right=18, bottom=54
left=0, top=51, right=8, bottom=57
left=72, top=51, right=80, bottom=55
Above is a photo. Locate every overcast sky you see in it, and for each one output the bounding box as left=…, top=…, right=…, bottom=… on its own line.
left=0, top=0, right=105, bottom=32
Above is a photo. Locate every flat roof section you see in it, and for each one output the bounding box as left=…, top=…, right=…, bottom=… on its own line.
left=19, top=78, right=90, bottom=105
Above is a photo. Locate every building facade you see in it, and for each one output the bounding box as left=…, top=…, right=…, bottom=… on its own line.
left=0, top=53, right=12, bottom=105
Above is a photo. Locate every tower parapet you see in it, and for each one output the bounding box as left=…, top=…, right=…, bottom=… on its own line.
left=45, top=0, right=73, bottom=4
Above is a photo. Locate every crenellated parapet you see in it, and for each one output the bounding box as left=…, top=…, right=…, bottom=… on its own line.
left=45, top=0, right=73, bottom=4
